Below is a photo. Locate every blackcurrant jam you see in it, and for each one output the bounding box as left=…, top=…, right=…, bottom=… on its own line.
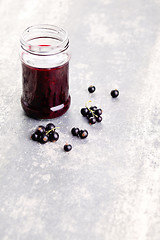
left=20, top=24, right=71, bottom=119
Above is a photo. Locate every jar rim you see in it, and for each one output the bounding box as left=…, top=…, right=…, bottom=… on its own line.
left=20, top=24, right=69, bottom=56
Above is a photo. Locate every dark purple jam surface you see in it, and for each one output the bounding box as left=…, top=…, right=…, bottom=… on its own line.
left=21, top=62, right=71, bottom=119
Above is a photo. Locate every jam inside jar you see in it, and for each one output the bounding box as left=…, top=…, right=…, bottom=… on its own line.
left=20, top=24, right=71, bottom=119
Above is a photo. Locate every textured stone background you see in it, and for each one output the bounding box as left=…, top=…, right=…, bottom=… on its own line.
left=1, top=0, right=160, bottom=239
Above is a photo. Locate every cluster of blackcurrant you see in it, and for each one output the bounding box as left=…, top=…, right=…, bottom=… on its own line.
left=71, top=127, right=88, bottom=139
left=31, top=123, right=59, bottom=144
left=30, top=88, right=119, bottom=151
left=81, top=105, right=102, bottom=125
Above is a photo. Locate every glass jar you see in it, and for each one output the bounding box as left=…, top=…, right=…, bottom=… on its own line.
left=20, top=24, right=71, bottom=119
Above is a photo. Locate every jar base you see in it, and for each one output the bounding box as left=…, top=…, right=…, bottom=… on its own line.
left=21, top=96, right=71, bottom=119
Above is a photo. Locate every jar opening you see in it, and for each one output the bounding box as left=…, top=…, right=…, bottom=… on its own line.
left=20, top=24, right=69, bottom=56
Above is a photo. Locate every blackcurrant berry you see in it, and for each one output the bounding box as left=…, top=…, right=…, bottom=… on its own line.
left=39, top=133, right=49, bottom=144
left=45, top=123, right=55, bottom=131
left=88, top=85, right=96, bottom=93
left=90, top=106, right=97, bottom=111
left=49, top=131, right=59, bottom=142
left=96, top=116, right=102, bottom=122
left=79, top=130, right=88, bottom=139
left=71, top=127, right=79, bottom=136
left=89, top=117, right=96, bottom=125
left=111, top=89, right=119, bottom=98
left=34, top=130, right=43, bottom=142
left=64, top=144, right=72, bottom=152
left=78, top=129, right=82, bottom=135
left=36, top=125, right=45, bottom=134
left=81, top=108, right=89, bottom=117
left=95, top=109, right=102, bottom=116
left=31, top=132, right=39, bottom=141
left=87, top=111, right=94, bottom=119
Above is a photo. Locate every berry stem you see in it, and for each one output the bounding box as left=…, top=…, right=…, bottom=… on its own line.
left=85, top=100, right=92, bottom=108
left=46, top=127, right=60, bottom=135
left=89, top=109, right=98, bottom=118
left=85, top=101, right=98, bottom=118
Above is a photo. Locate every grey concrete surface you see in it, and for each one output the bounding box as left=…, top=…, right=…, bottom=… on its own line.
left=1, top=0, right=160, bottom=239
